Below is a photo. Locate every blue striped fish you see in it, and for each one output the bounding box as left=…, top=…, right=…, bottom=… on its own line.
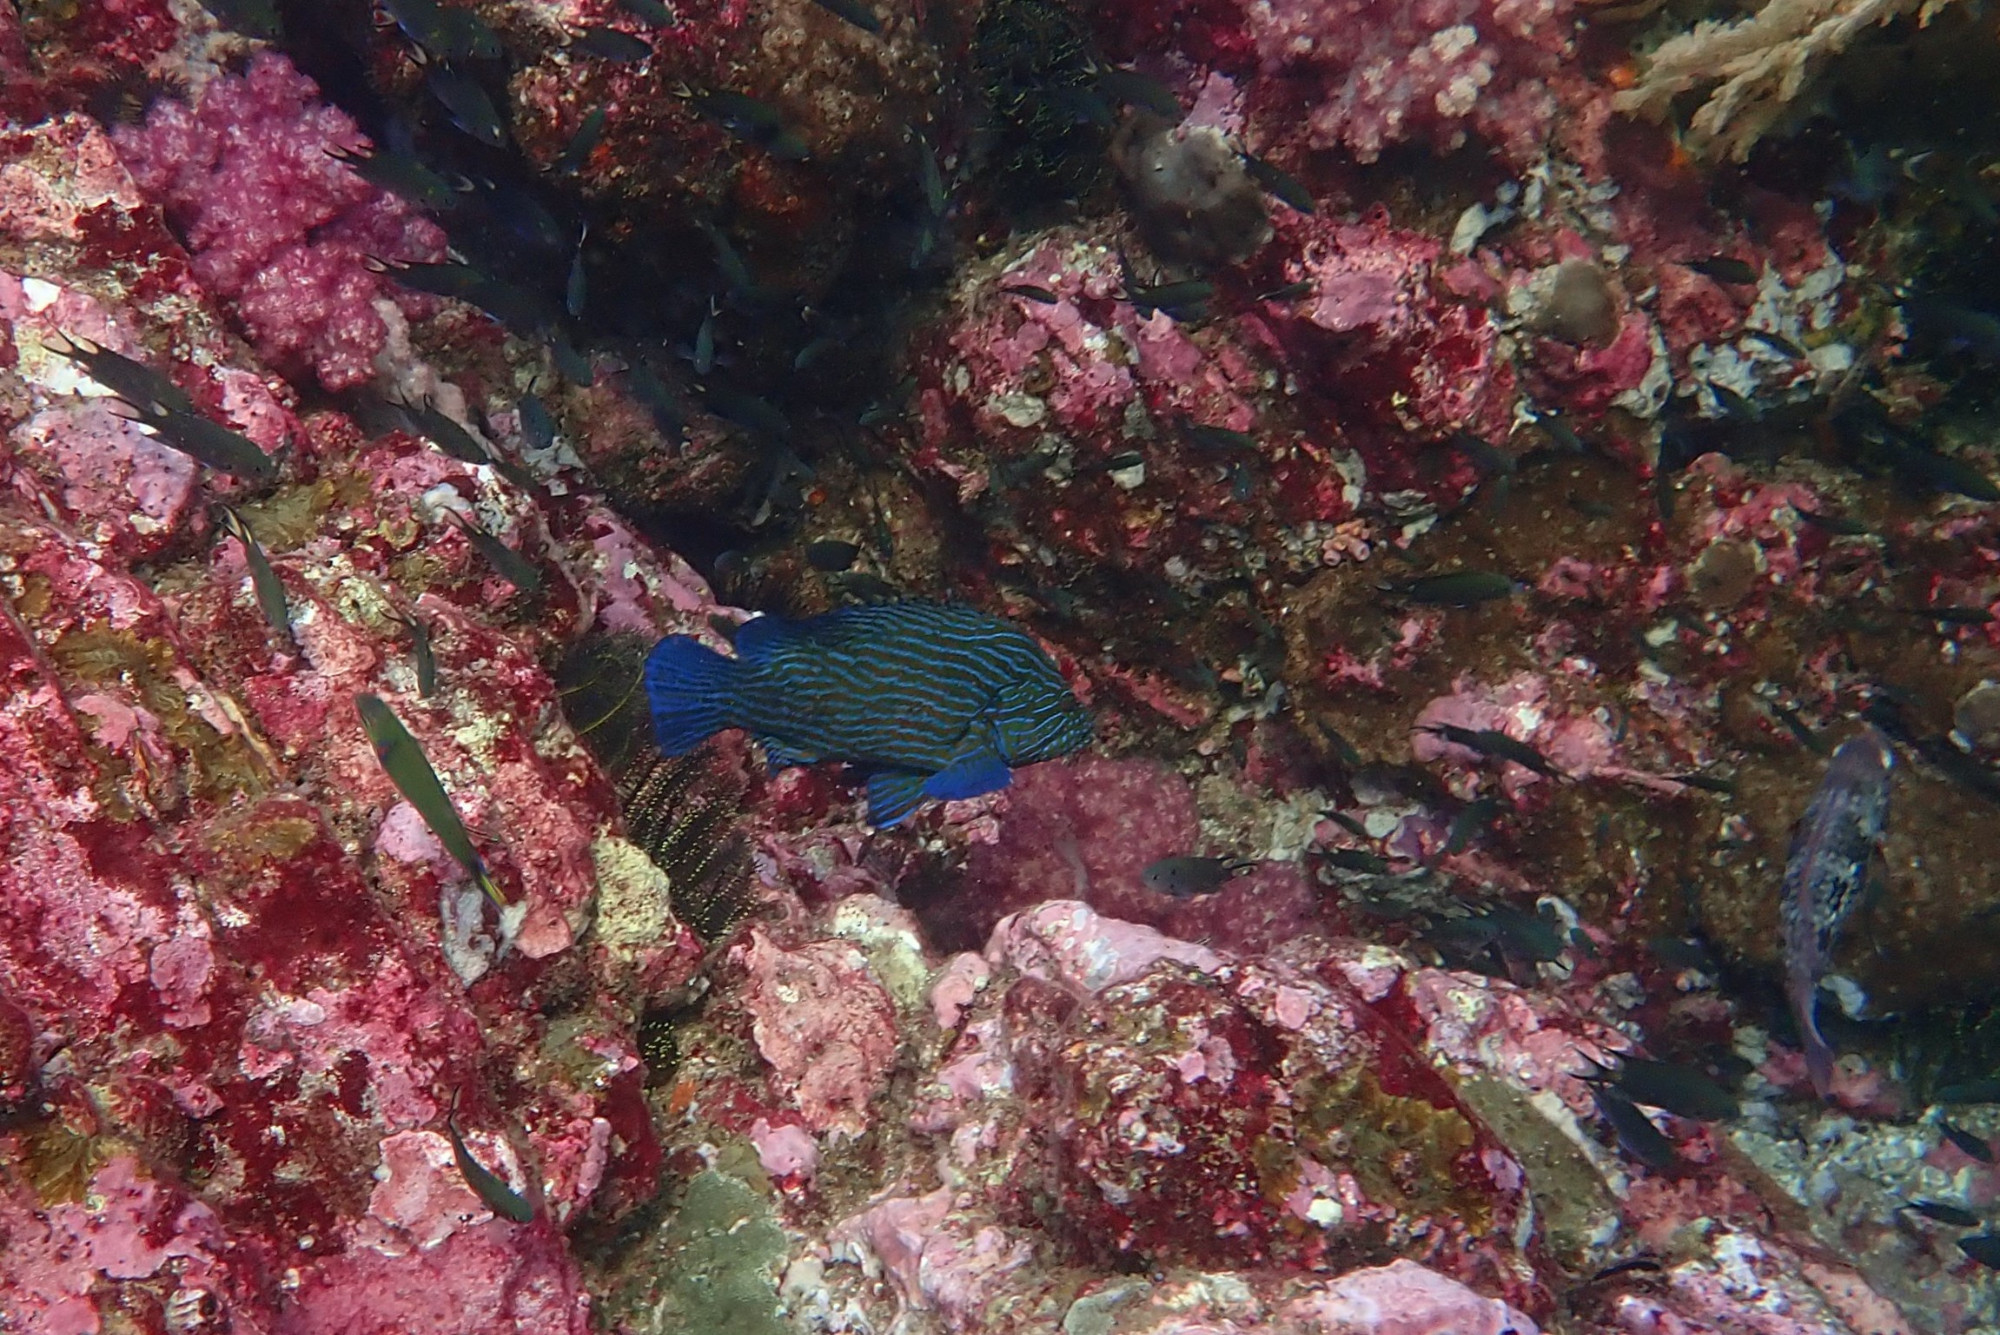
left=643, top=602, right=1092, bottom=826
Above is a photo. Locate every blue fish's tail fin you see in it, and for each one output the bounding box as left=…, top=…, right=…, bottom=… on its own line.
left=643, top=635, right=740, bottom=755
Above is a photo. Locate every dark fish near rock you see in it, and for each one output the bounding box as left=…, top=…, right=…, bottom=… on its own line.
left=1942, top=1118, right=1994, bottom=1163
left=573, top=25, right=651, bottom=61
left=1123, top=277, right=1214, bottom=321
left=445, top=1093, right=535, bottom=1223
left=1096, top=67, right=1182, bottom=119
left=369, top=256, right=491, bottom=301
left=1902, top=1199, right=1980, bottom=1227
left=445, top=512, right=542, bottom=595
left=810, top=0, right=882, bottom=33
left=1420, top=723, right=1562, bottom=779
left=517, top=394, right=556, bottom=453
left=1241, top=153, right=1314, bottom=213
left=216, top=506, right=292, bottom=644
left=1581, top=1053, right=1740, bottom=1121
left=1257, top=279, right=1314, bottom=302
left=400, top=399, right=492, bottom=467
left=1780, top=727, right=1893, bottom=1099
left=1936, top=1078, right=2000, bottom=1104
left=1318, top=847, right=1391, bottom=874
left=328, top=146, right=464, bottom=211
left=1142, top=855, right=1256, bottom=898
left=553, top=107, right=608, bottom=176
left=116, top=399, right=279, bottom=485
left=689, top=88, right=810, bottom=162
left=616, top=0, right=676, bottom=24
left=644, top=602, right=1093, bottom=826
left=392, top=611, right=438, bottom=698
left=1688, top=255, right=1759, bottom=285
left=1381, top=570, right=1518, bottom=607
left=1961, top=1233, right=2000, bottom=1269
left=427, top=67, right=508, bottom=148
left=45, top=332, right=195, bottom=414
left=1590, top=1084, right=1680, bottom=1171
left=804, top=539, right=860, bottom=572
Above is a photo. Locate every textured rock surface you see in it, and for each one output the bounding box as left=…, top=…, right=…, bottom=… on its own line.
left=4, top=0, right=1997, bottom=1332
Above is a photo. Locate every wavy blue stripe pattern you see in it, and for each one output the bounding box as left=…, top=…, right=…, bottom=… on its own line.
left=644, top=601, right=1092, bottom=824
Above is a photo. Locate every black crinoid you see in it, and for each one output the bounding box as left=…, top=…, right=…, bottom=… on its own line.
left=557, top=633, right=756, bottom=942
left=971, top=0, right=1111, bottom=203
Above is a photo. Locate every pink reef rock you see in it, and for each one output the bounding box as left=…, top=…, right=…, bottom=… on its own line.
left=737, top=928, right=900, bottom=1137
left=1281, top=1259, right=1538, bottom=1335
left=111, top=53, right=444, bottom=391
left=0, top=101, right=727, bottom=1335
left=1242, top=0, right=1579, bottom=163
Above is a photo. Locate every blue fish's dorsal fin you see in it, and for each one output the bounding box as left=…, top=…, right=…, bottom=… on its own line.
left=922, top=745, right=1013, bottom=803
left=643, top=635, right=741, bottom=755
left=866, top=768, right=932, bottom=827
left=731, top=614, right=793, bottom=664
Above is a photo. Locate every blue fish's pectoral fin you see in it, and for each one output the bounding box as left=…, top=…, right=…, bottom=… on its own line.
left=643, top=635, right=739, bottom=755
left=757, top=734, right=820, bottom=772
left=923, top=746, right=1014, bottom=803
left=865, top=768, right=934, bottom=827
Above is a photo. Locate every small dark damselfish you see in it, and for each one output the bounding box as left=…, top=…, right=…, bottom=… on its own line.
left=644, top=601, right=1093, bottom=826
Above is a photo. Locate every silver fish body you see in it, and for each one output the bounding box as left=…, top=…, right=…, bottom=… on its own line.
left=1779, top=727, right=1892, bottom=1099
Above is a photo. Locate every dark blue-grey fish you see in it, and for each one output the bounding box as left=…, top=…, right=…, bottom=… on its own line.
left=573, top=25, right=651, bottom=61
left=428, top=66, right=508, bottom=147
left=1590, top=1084, right=1680, bottom=1171
left=617, top=0, right=676, bottom=24
left=644, top=602, right=1093, bottom=826
left=1142, top=855, right=1255, bottom=898
left=1780, top=727, right=1893, bottom=1099
left=517, top=394, right=557, bottom=453
left=45, top=332, right=195, bottom=414
left=445, top=1092, right=535, bottom=1222
left=553, top=107, right=608, bottom=176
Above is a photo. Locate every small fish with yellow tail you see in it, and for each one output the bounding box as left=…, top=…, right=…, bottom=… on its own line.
left=445, top=1091, right=535, bottom=1223
left=354, top=694, right=507, bottom=909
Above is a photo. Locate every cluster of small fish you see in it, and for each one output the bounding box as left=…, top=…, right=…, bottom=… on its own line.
left=1577, top=1052, right=1742, bottom=1171
left=43, top=328, right=549, bottom=1217
left=1895, top=1122, right=2000, bottom=1272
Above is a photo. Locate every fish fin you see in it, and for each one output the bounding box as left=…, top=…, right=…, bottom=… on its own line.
left=643, top=635, right=738, bottom=754
left=865, top=768, right=933, bottom=827
left=1789, top=974, right=1836, bottom=1100
left=923, top=746, right=1014, bottom=803
left=731, top=614, right=793, bottom=664
left=757, top=735, right=819, bottom=771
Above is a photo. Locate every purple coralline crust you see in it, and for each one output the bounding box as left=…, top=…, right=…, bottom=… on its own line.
left=110, top=54, right=445, bottom=391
